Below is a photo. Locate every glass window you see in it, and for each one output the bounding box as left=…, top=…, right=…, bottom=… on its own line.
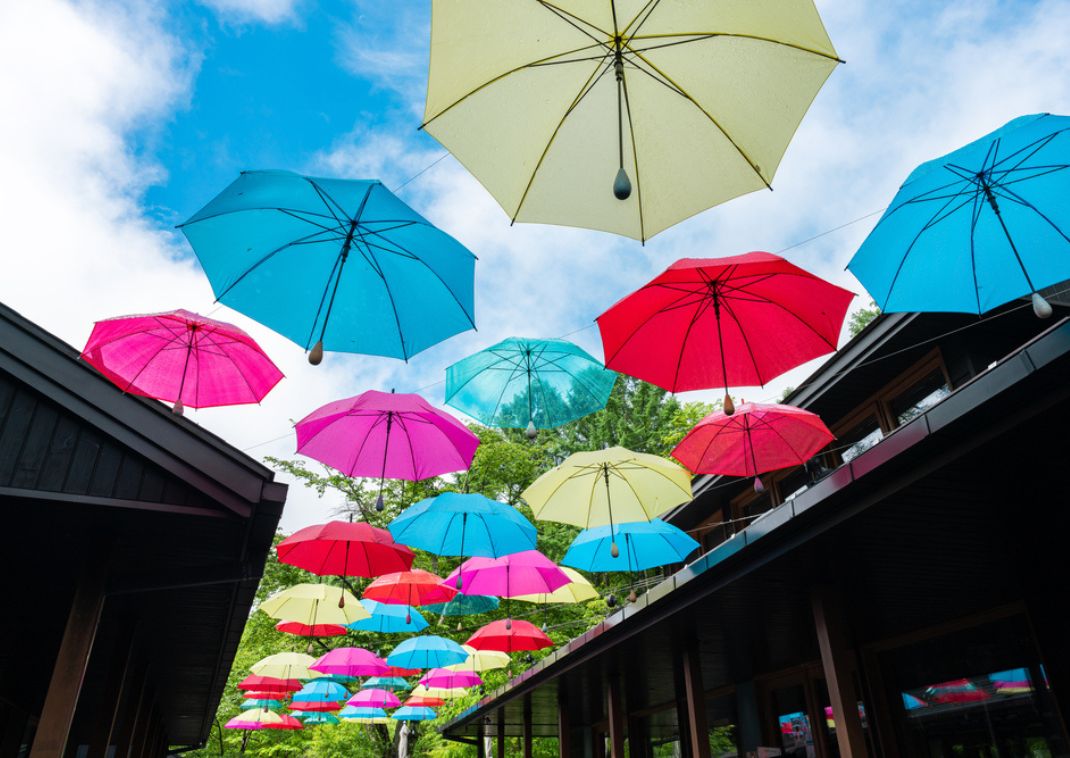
left=707, top=694, right=740, bottom=757
left=772, top=685, right=817, bottom=757
left=838, top=415, right=884, bottom=463
left=889, top=369, right=951, bottom=426
left=778, top=468, right=811, bottom=503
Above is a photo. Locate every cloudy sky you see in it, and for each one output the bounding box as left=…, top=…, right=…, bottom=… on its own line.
left=1, top=0, right=1068, bottom=530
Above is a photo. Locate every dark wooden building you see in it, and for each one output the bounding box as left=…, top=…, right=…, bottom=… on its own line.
left=0, top=303, right=287, bottom=757
left=441, top=303, right=1070, bottom=757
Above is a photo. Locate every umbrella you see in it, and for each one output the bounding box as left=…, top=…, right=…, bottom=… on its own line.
left=421, top=2, right=840, bottom=241
left=423, top=594, right=501, bottom=617
left=241, top=699, right=284, bottom=710
left=512, top=567, right=598, bottom=604
left=260, top=584, right=368, bottom=626
left=310, top=648, right=388, bottom=678
left=388, top=492, right=537, bottom=566
left=277, top=520, right=414, bottom=578
left=250, top=653, right=321, bottom=681
left=467, top=619, right=553, bottom=653
left=445, top=645, right=510, bottom=673
left=274, top=620, right=348, bottom=638
left=180, top=170, right=476, bottom=363
left=80, top=309, right=283, bottom=415
left=419, top=668, right=482, bottom=689
left=405, top=695, right=447, bottom=708
left=288, top=701, right=341, bottom=713
left=347, top=689, right=402, bottom=709
left=348, top=600, right=428, bottom=633
left=225, top=709, right=280, bottom=731
left=596, top=253, right=853, bottom=406
left=393, top=706, right=437, bottom=722
left=563, top=519, right=700, bottom=572
left=522, top=447, right=692, bottom=555
left=237, top=675, right=301, bottom=694
left=292, top=680, right=350, bottom=703
left=306, top=673, right=357, bottom=686
left=444, top=337, right=617, bottom=437
left=387, top=635, right=468, bottom=670
left=386, top=665, right=422, bottom=678
left=362, top=677, right=411, bottom=691
left=299, top=712, right=341, bottom=725
left=410, top=684, right=469, bottom=701
left=848, top=114, right=1070, bottom=319
left=364, top=570, right=458, bottom=611
left=338, top=706, right=389, bottom=722
left=295, top=390, right=479, bottom=509
left=443, top=550, right=570, bottom=599
left=671, top=402, right=834, bottom=491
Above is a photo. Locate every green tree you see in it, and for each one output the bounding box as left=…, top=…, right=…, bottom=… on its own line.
left=848, top=301, right=881, bottom=337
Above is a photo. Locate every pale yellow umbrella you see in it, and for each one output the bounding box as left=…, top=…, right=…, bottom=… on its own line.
left=512, top=567, right=598, bottom=604
left=445, top=644, right=510, bottom=673
left=250, top=652, right=321, bottom=681
left=421, top=0, right=840, bottom=241
left=410, top=684, right=470, bottom=700
left=260, top=583, right=369, bottom=626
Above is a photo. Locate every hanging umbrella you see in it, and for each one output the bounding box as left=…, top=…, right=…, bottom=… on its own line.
left=274, top=620, right=348, bottom=638
left=225, top=709, right=280, bottom=731
left=299, top=712, right=341, bottom=725
left=241, top=699, right=284, bottom=710
left=81, top=309, right=283, bottom=415
left=445, top=645, right=510, bottom=673
left=410, top=684, right=469, bottom=701
left=387, top=635, right=468, bottom=670
left=512, top=567, right=598, bottom=604
left=276, top=520, right=414, bottom=578
left=362, top=677, right=411, bottom=691
left=563, top=519, right=700, bottom=572
left=250, top=653, right=321, bottom=681
left=292, top=680, right=350, bottom=703
left=393, top=706, right=437, bottom=722
left=522, top=447, right=691, bottom=555
left=848, top=114, right=1070, bottom=319
left=347, top=689, right=402, bottom=709
left=306, top=673, right=357, bottom=686
left=338, top=706, right=389, bottom=722
left=295, top=390, right=479, bottom=509
left=404, top=694, right=447, bottom=708
left=423, top=594, right=501, bottom=617
left=421, top=2, right=840, bottom=241
left=419, top=668, right=482, bottom=689
left=348, top=600, right=428, bottom=633
left=238, top=675, right=301, bottom=694
left=364, top=570, right=459, bottom=612
left=596, top=253, right=853, bottom=406
left=444, top=337, right=617, bottom=437
left=388, top=492, right=537, bottom=567
left=671, top=402, right=834, bottom=491
left=310, top=648, right=388, bottom=678
left=288, top=701, right=341, bottom=713
left=467, top=619, right=553, bottom=653
left=180, top=170, right=476, bottom=364
left=260, top=584, right=369, bottom=626
left=443, top=550, right=570, bottom=599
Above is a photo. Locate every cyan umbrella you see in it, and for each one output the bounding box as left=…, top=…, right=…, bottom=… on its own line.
left=423, top=594, right=500, bottom=617
left=292, top=680, right=349, bottom=703
left=299, top=712, right=341, bottom=725
left=241, top=699, right=283, bottom=710
left=563, top=519, right=700, bottom=572
left=387, top=635, right=468, bottom=670
left=363, top=677, right=411, bottom=691
left=393, top=706, right=437, bottom=722
left=338, top=706, right=388, bottom=721
left=445, top=337, right=617, bottom=437
left=848, top=113, right=1070, bottom=318
left=348, top=600, right=428, bottom=634
left=180, top=170, right=476, bottom=363
left=388, top=492, right=536, bottom=562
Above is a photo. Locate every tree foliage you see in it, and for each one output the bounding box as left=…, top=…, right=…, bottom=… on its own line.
left=848, top=301, right=881, bottom=337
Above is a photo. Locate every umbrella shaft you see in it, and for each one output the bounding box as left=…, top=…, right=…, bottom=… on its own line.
left=982, top=183, right=1037, bottom=293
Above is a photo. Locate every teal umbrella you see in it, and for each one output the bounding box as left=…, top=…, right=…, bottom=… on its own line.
left=445, top=337, right=616, bottom=438
left=348, top=600, right=428, bottom=634
left=299, top=712, right=341, bottom=725
left=363, top=676, right=411, bottom=691
left=241, top=699, right=283, bottom=710
left=423, top=594, right=500, bottom=617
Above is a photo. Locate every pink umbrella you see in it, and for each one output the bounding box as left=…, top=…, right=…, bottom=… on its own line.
left=347, top=688, right=402, bottom=709
left=81, top=309, right=283, bottom=415
left=419, top=668, right=482, bottom=689
left=443, top=550, right=570, bottom=599
left=311, top=647, right=389, bottom=677
left=295, top=390, right=479, bottom=509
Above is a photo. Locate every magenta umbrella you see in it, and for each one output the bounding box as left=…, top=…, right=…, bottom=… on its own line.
left=296, top=390, right=479, bottom=509
left=347, top=688, right=401, bottom=709
left=310, top=647, right=389, bottom=677
left=419, top=668, right=482, bottom=689
left=81, top=309, right=283, bottom=415
left=443, top=550, right=570, bottom=599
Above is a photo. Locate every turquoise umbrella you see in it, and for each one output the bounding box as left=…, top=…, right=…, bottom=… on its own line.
left=388, top=492, right=536, bottom=560
left=423, top=594, right=500, bottom=617
left=300, top=712, right=341, bottom=725
left=393, top=706, right=437, bottom=721
left=445, top=337, right=616, bottom=438
left=348, top=599, right=428, bottom=634
left=241, top=699, right=283, bottom=710
left=363, top=676, right=411, bottom=691
left=292, top=680, right=349, bottom=703
left=339, top=706, right=388, bottom=721
left=387, top=636, right=467, bottom=669
left=563, top=519, right=700, bottom=572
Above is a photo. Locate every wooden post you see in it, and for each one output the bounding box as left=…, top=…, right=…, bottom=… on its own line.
left=606, top=679, right=626, bottom=757
left=90, top=623, right=137, bottom=758
left=496, top=709, right=505, bottom=758
left=522, top=695, right=533, bottom=758
left=558, top=686, right=572, bottom=758
left=680, top=639, right=711, bottom=758
left=476, top=722, right=486, bottom=758
left=29, top=565, right=106, bottom=758
left=812, top=585, right=869, bottom=758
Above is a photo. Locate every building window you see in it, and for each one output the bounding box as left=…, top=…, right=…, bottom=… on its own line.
left=837, top=415, right=884, bottom=464
left=888, top=368, right=951, bottom=426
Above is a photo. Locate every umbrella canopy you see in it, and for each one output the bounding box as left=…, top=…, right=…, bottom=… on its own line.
left=338, top=706, right=389, bottom=721
left=419, top=668, right=482, bottom=689
left=563, top=519, right=700, bottom=572
left=347, top=688, right=402, bottom=709
left=362, top=677, right=411, bottom=691
left=364, top=570, right=458, bottom=608
left=348, top=600, right=428, bottom=634
left=250, top=653, right=320, bottom=681
left=410, top=684, right=469, bottom=701
left=260, top=584, right=368, bottom=626
left=388, top=492, right=536, bottom=560
left=387, top=635, right=468, bottom=670
left=444, top=550, right=570, bottom=598
left=423, top=594, right=501, bottom=617
left=404, top=695, right=447, bottom=708
left=421, top=2, right=840, bottom=241
left=596, top=253, right=853, bottom=401
left=292, top=680, right=350, bottom=703
left=299, top=712, right=341, bottom=725
left=180, top=171, right=476, bottom=362
left=311, top=648, right=388, bottom=678
left=81, top=309, right=284, bottom=414
left=276, top=520, right=414, bottom=578
left=848, top=114, right=1070, bottom=318
left=513, top=567, right=598, bottom=604
left=393, top=706, right=437, bottom=722
left=274, top=620, right=348, bottom=638
left=467, top=619, right=554, bottom=653
left=385, top=665, right=421, bottom=678
left=445, top=645, right=511, bottom=673
left=238, top=675, right=301, bottom=694
left=225, top=709, right=280, bottom=731
left=444, top=337, right=617, bottom=434
left=241, top=699, right=283, bottom=710
left=288, top=701, right=341, bottom=713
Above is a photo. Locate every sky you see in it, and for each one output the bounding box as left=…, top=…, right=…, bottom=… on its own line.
left=1, top=0, right=1068, bottom=530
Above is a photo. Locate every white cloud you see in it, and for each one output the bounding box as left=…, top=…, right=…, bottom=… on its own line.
left=332, top=1, right=429, bottom=108
left=197, top=0, right=299, bottom=26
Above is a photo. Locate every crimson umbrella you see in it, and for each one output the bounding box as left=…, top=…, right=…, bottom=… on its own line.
left=404, top=695, right=446, bottom=708
left=237, top=675, right=301, bottom=694
left=288, top=701, right=341, bottom=713
left=277, top=520, right=414, bottom=578
left=386, top=665, right=421, bottom=678
left=596, top=253, right=853, bottom=410
left=363, top=570, right=458, bottom=616
left=671, top=402, right=834, bottom=492
left=274, top=621, right=348, bottom=638
left=467, top=619, right=553, bottom=653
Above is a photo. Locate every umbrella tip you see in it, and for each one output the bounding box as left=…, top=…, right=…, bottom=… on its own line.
left=309, top=340, right=324, bottom=366
left=375, top=494, right=385, bottom=512
left=505, top=618, right=512, bottom=630
left=525, top=420, right=537, bottom=440
left=723, top=393, right=735, bottom=415
left=1032, top=292, right=1053, bottom=319
left=627, top=590, right=638, bottom=603
left=606, top=593, right=617, bottom=608
left=172, top=399, right=184, bottom=416
left=753, top=476, right=765, bottom=494
left=610, top=541, right=620, bottom=558
left=613, top=167, right=632, bottom=200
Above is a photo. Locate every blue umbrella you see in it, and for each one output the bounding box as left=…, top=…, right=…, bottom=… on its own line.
left=348, top=600, right=428, bottom=634
left=180, top=170, right=476, bottom=363
left=393, top=706, right=437, bottom=722
left=848, top=113, right=1070, bottom=318
left=241, top=699, right=283, bottom=710
left=338, top=706, right=388, bottom=720
left=362, top=676, right=411, bottom=691
left=306, top=673, right=357, bottom=685
left=387, top=635, right=468, bottom=670
left=299, top=712, right=341, bottom=725
left=388, top=492, right=536, bottom=560
left=423, top=594, right=500, bottom=617
left=445, top=337, right=617, bottom=437
left=292, top=680, right=349, bottom=702
left=563, top=519, right=700, bottom=573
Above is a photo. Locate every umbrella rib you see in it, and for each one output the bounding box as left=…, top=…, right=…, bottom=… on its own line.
left=214, top=228, right=343, bottom=302
left=204, top=332, right=267, bottom=403
left=619, top=52, right=647, bottom=241
left=601, top=286, right=706, bottom=365
left=691, top=415, right=744, bottom=471
left=351, top=233, right=409, bottom=359
left=484, top=355, right=533, bottom=427
left=607, top=464, right=657, bottom=520
left=611, top=459, right=690, bottom=498
left=991, top=185, right=1070, bottom=245
left=994, top=164, right=1070, bottom=187
left=303, top=244, right=346, bottom=351
left=626, top=32, right=843, bottom=64
left=722, top=286, right=840, bottom=351
left=670, top=291, right=712, bottom=391
left=968, top=190, right=984, bottom=314
left=717, top=292, right=766, bottom=386
left=534, top=350, right=611, bottom=412
left=392, top=413, right=423, bottom=480
left=622, top=0, right=662, bottom=37
left=304, top=178, right=352, bottom=226
left=536, top=0, right=613, bottom=41
left=748, top=414, right=811, bottom=467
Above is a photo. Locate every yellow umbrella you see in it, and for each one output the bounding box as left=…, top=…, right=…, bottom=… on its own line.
left=410, top=684, right=470, bottom=700
left=512, top=567, right=598, bottom=604
left=251, top=652, right=321, bottom=681
left=260, top=583, right=369, bottom=626
left=421, top=1, right=840, bottom=241
left=445, top=645, right=510, bottom=673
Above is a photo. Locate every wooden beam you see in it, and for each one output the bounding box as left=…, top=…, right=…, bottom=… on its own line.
left=522, top=695, right=533, bottom=758
left=606, top=678, right=626, bottom=757
left=29, top=564, right=106, bottom=758
left=812, top=585, right=869, bottom=758
left=558, top=687, right=571, bottom=758
left=680, top=640, right=711, bottom=758
left=89, top=623, right=137, bottom=758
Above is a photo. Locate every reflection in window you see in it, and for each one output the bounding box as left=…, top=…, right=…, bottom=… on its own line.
left=891, top=369, right=951, bottom=426
left=777, top=711, right=816, bottom=757
left=839, top=416, right=884, bottom=463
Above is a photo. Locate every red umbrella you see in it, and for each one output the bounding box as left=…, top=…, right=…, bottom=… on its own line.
left=364, top=569, right=458, bottom=608
left=467, top=619, right=553, bottom=653
left=274, top=621, right=348, bottom=637
left=288, top=701, right=342, bottom=713
left=596, top=253, right=854, bottom=408
left=671, top=402, right=834, bottom=492
left=263, top=714, right=303, bottom=730
left=237, top=675, right=301, bottom=694
left=242, top=691, right=289, bottom=700
left=277, top=521, right=414, bottom=578
left=405, top=695, right=446, bottom=708
left=386, top=665, right=421, bottom=678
